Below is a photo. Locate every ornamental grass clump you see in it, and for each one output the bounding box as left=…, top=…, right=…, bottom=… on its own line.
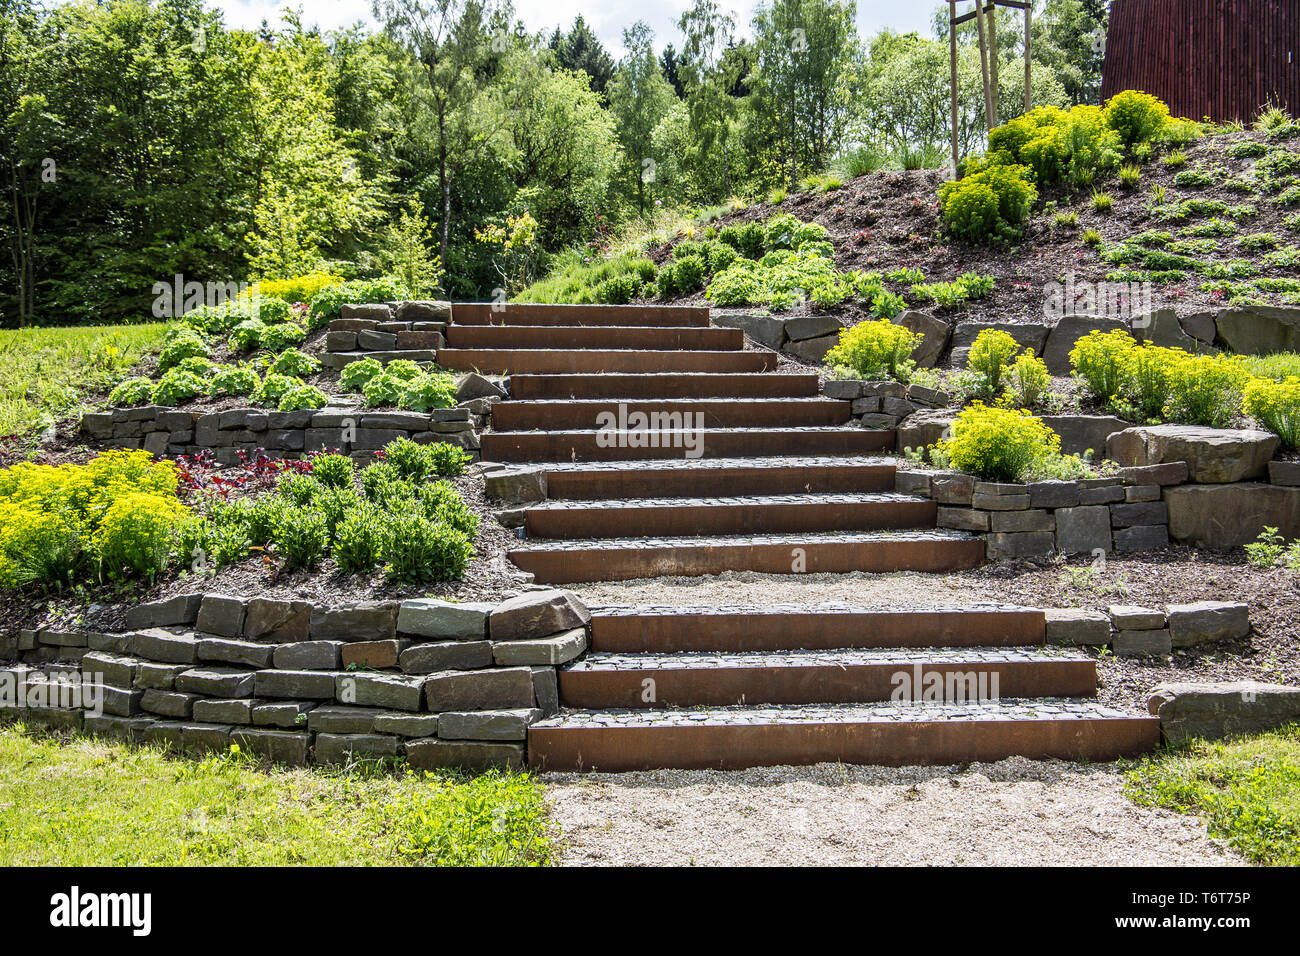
left=939, top=403, right=1062, bottom=482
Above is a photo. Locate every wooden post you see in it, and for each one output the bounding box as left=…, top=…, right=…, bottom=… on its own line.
left=950, top=0, right=960, bottom=174
left=1024, top=4, right=1032, bottom=113
left=986, top=2, right=1000, bottom=124
left=974, top=0, right=993, bottom=131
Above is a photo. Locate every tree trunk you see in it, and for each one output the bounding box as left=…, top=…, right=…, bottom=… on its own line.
left=437, top=103, right=450, bottom=268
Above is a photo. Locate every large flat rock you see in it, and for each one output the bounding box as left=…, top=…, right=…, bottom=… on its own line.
left=1214, top=305, right=1300, bottom=355
left=1148, top=681, right=1300, bottom=745
left=891, top=310, right=950, bottom=368
left=1165, top=482, right=1300, bottom=546
left=1039, top=414, right=1130, bottom=458
left=1106, top=425, right=1279, bottom=483
left=1042, top=315, right=1128, bottom=375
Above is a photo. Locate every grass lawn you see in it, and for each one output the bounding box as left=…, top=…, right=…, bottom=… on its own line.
left=0, top=323, right=167, bottom=438
left=1125, top=725, right=1300, bottom=866
left=0, top=723, right=553, bottom=866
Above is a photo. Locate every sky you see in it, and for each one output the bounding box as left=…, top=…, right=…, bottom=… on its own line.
left=219, top=0, right=940, bottom=55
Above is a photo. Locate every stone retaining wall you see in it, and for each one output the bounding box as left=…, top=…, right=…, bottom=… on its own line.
left=895, top=464, right=1185, bottom=560
left=1045, top=601, right=1251, bottom=656
left=0, top=589, right=591, bottom=770
left=82, top=403, right=482, bottom=465
left=321, top=301, right=452, bottom=371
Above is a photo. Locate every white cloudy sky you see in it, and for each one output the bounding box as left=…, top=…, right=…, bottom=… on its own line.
left=219, top=0, right=939, bottom=54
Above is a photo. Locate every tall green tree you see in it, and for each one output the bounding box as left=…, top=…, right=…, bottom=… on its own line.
left=607, top=22, right=676, bottom=214
left=678, top=0, right=740, bottom=199
left=546, top=15, right=614, bottom=96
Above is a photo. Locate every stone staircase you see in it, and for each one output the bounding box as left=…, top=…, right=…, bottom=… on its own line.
left=438, top=302, right=983, bottom=584
left=436, top=302, right=1160, bottom=770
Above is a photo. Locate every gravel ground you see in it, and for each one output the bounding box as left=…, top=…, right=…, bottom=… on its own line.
left=542, top=757, right=1242, bottom=867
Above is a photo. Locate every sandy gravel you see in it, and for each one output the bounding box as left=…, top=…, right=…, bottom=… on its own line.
left=543, top=757, right=1241, bottom=867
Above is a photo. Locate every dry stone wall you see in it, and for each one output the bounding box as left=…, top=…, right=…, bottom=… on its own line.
left=0, top=589, right=592, bottom=770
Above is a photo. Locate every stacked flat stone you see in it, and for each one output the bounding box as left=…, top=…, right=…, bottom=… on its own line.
left=321, top=301, right=451, bottom=372
left=1044, top=601, right=1250, bottom=655
left=83, top=403, right=480, bottom=465
left=895, top=470, right=1173, bottom=559
left=823, top=379, right=952, bottom=430
left=2, top=589, right=592, bottom=770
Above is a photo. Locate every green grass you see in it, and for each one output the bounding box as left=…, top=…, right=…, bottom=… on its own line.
left=515, top=250, right=652, bottom=304
left=1238, top=351, right=1300, bottom=380
left=0, top=722, right=553, bottom=866
left=1125, top=725, right=1300, bottom=866
left=0, top=323, right=167, bottom=437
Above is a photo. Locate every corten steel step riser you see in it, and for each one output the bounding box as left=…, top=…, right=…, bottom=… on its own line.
left=435, top=349, right=777, bottom=375
left=558, top=661, right=1098, bottom=709
left=446, top=325, right=744, bottom=351
left=524, top=500, right=938, bottom=538
left=492, top=399, right=850, bottom=431
left=508, top=373, right=821, bottom=399
left=543, top=464, right=897, bottom=499
left=526, top=718, right=1163, bottom=772
left=451, top=302, right=712, bottom=327
left=480, top=429, right=895, bottom=463
left=508, top=538, right=988, bottom=584
left=589, top=609, right=1046, bottom=652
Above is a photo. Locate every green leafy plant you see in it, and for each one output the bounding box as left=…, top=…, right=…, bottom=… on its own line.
left=310, top=453, right=355, bottom=488
left=1166, top=354, right=1250, bottom=427
left=269, top=348, right=322, bottom=378
left=335, top=502, right=386, bottom=574
left=253, top=373, right=303, bottom=407
left=965, top=329, right=1022, bottom=398
left=1006, top=351, right=1051, bottom=409
left=151, top=369, right=208, bottom=407
left=823, top=319, right=919, bottom=381
left=1244, top=375, right=1300, bottom=449
left=381, top=509, right=473, bottom=583
left=340, top=358, right=384, bottom=393
left=939, top=403, right=1062, bottom=482
left=273, top=507, right=329, bottom=571
left=259, top=321, right=307, bottom=353
left=938, top=162, right=1038, bottom=242
left=109, top=377, right=155, bottom=407
left=210, top=365, right=261, bottom=397
left=1244, top=526, right=1286, bottom=568
left=278, top=383, right=328, bottom=411
left=1070, top=329, right=1137, bottom=404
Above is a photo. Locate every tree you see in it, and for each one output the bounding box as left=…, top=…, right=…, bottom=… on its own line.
left=372, top=0, right=512, bottom=266
left=660, top=44, right=685, bottom=98
left=749, top=0, right=859, bottom=189
left=678, top=0, right=740, bottom=199
left=607, top=22, right=676, bottom=214
left=547, top=14, right=614, bottom=96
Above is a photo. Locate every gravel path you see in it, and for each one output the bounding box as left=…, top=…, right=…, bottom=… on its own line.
left=543, top=758, right=1241, bottom=867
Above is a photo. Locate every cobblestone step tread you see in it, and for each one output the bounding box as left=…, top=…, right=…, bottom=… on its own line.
left=565, top=647, right=1089, bottom=671
left=533, top=699, right=1141, bottom=729
left=534, top=455, right=896, bottom=472
left=527, top=492, right=928, bottom=511
left=512, top=529, right=979, bottom=551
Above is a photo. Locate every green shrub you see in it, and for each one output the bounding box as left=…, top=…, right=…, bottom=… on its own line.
left=210, top=365, right=261, bottom=397
left=702, top=240, right=738, bottom=273
left=1007, top=352, right=1051, bottom=409
left=823, top=319, right=919, bottom=381
left=244, top=497, right=289, bottom=545
left=307, top=277, right=409, bottom=330
left=255, top=295, right=293, bottom=324
left=158, top=327, right=209, bottom=372
left=229, top=318, right=266, bottom=353
left=359, top=461, right=415, bottom=507
left=1244, top=375, right=1300, bottom=449
left=1070, top=329, right=1137, bottom=403
left=381, top=511, right=473, bottom=583
left=276, top=472, right=325, bottom=507
left=340, top=357, right=383, bottom=393
left=314, top=484, right=359, bottom=535
left=93, top=492, right=189, bottom=581
left=399, top=372, right=457, bottom=412
left=109, top=377, right=155, bottom=407
left=1104, top=90, right=1170, bottom=148
left=1123, top=345, right=1176, bottom=420
left=362, top=371, right=405, bottom=407
left=253, top=373, right=303, bottom=407
left=418, top=481, right=480, bottom=537
left=310, top=453, right=354, bottom=489
left=151, top=369, right=207, bottom=407
left=334, top=503, right=385, bottom=574
left=938, top=163, right=1037, bottom=242
left=657, top=255, right=707, bottom=295
left=718, top=221, right=766, bottom=258
left=269, top=348, right=322, bottom=378
left=273, top=508, right=329, bottom=571
left=1166, top=354, right=1250, bottom=427
left=278, top=384, right=328, bottom=411
left=260, top=321, right=307, bottom=353
left=595, top=273, right=643, bottom=304
left=940, top=403, right=1062, bottom=482
left=966, top=329, right=1022, bottom=397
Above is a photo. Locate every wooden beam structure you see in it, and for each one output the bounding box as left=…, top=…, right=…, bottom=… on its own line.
left=949, top=0, right=1033, bottom=170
